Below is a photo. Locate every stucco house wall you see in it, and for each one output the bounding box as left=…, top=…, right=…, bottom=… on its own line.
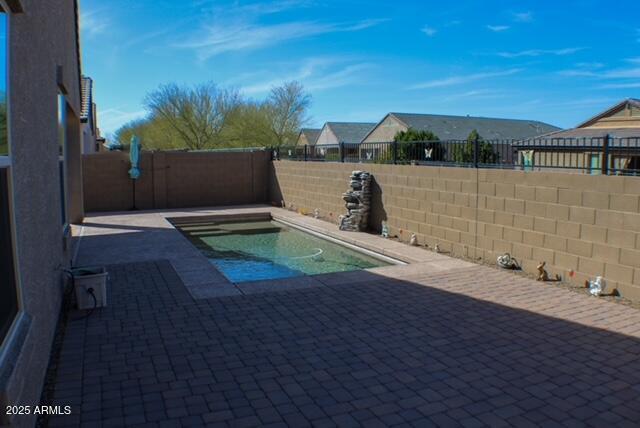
left=315, top=124, right=338, bottom=146
left=362, top=115, right=406, bottom=144
left=0, top=1, right=84, bottom=426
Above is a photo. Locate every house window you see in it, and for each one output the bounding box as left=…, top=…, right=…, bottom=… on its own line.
left=58, top=93, right=67, bottom=226
left=0, top=8, right=18, bottom=347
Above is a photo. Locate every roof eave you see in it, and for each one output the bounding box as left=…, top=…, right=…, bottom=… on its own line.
left=576, top=98, right=639, bottom=128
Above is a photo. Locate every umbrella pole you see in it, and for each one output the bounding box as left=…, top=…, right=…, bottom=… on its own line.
left=132, top=179, right=137, bottom=210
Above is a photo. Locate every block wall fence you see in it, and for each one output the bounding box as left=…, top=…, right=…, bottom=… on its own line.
left=83, top=151, right=271, bottom=212
left=269, top=160, right=640, bottom=300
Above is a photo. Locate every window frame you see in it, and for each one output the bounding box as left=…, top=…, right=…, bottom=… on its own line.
left=0, top=0, right=25, bottom=361
left=58, top=92, right=68, bottom=229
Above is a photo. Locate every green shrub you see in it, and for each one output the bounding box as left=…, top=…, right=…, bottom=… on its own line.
left=452, top=130, right=500, bottom=164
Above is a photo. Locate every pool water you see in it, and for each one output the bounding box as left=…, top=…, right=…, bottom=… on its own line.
left=175, top=219, right=390, bottom=283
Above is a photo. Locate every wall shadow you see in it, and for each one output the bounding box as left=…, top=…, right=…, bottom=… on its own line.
left=44, top=259, right=640, bottom=427
left=368, top=175, right=387, bottom=233
left=268, top=161, right=284, bottom=206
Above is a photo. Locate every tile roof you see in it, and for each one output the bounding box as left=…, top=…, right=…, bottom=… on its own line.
left=80, top=76, right=93, bottom=122
left=381, top=113, right=560, bottom=141
left=326, top=122, right=376, bottom=144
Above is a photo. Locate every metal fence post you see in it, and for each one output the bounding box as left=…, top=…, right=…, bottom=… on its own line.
left=339, top=142, right=345, bottom=163
left=473, top=138, right=479, bottom=168
left=392, top=141, right=398, bottom=165
left=304, top=145, right=308, bottom=162
left=602, top=134, right=610, bottom=175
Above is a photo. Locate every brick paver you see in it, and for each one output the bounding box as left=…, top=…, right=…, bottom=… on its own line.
left=46, top=260, right=640, bottom=427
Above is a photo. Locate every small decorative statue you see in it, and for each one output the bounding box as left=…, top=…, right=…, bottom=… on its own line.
left=314, top=208, right=320, bottom=219
left=587, top=276, right=606, bottom=296
left=497, top=253, right=519, bottom=270
left=536, top=261, right=560, bottom=282
left=434, top=243, right=441, bottom=253
left=281, top=200, right=285, bottom=208
left=409, top=233, right=418, bottom=246
left=381, top=222, right=389, bottom=238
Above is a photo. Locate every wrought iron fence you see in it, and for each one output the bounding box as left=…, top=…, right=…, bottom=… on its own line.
left=273, top=136, right=640, bottom=176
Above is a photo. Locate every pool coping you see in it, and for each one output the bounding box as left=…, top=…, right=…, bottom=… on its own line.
left=76, top=206, right=475, bottom=299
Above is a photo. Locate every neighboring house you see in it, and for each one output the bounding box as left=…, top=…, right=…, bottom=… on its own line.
left=362, top=112, right=560, bottom=143
left=0, top=1, right=85, bottom=426
left=81, top=75, right=99, bottom=153
left=296, top=128, right=321, bottom=146
left=316, top=122, right=376, bottom=146
left=514, top=99, right=640, bottom=174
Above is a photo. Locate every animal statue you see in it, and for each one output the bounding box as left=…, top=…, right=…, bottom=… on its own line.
left=409, top=233, right=418, bottom=246
left=536, top=261, right=560, bottom=282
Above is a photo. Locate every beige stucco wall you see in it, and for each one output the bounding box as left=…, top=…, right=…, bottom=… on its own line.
left=270, top=160, right=640, bottom=301
left=83, top=151, right=271, bottom=212
left=296, top=133, right=316, bottom=147
left=1, top=1, right=84, bottom=426
left=583, top=104, right=640, bottom=129
left=362, top=115, right=407, bottom=144
left=315, top=125, right=338, bottom=146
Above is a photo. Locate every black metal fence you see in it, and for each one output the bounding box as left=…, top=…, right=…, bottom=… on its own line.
left=272, top=136, right=640, bottom=176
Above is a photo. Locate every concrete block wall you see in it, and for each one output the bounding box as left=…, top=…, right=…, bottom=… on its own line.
left=270, top=161, right=640, bottom=300
left=83, top=151, right=271, bottom=212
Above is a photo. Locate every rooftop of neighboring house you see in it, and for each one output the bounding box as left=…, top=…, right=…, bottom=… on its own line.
left=324, top=122, right=376, bottom=144
left=372, top=112, right=560, bottom=141
left=515, top=98, right=640, bottom=147
left=298, top=128, right=321, bottom=145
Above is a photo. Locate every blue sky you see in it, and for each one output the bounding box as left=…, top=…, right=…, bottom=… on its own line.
left=79, top=0, right=640, bottom=137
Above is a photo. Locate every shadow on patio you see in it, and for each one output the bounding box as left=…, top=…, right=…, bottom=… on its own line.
left=41, top=257, right=640, bottom=427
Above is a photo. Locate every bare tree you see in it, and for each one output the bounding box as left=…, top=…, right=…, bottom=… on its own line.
left=266, top=81, right=311, bottom=146
left=144, top=82, right=241, bottom=150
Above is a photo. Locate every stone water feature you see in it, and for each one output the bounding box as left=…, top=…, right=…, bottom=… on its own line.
left=339, top=171, right=372, bottom=232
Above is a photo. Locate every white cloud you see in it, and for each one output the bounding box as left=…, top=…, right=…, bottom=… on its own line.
left=442, top=89, right=505, bottom=102
left=513, top=11, right=533, bottom=22
left=487, top=25, right=510, bottom=32
left=99, top=108, right=147, bottom=134
left=421, top=25, right=437, bottom=37
left=498, top=47, right=585, bottom=58
left=409, top=68, right=522, bottom=89
left=560, top=67, right=640, bottom=79
left=575, top=62, right=605, bottom=69
left=598, top=82, right=640, bottom=89
left=175, top=19, right=386, bottom=60
left=240, top=57, right=374, bottom=95
left=80, top=10, right=109, bottom=38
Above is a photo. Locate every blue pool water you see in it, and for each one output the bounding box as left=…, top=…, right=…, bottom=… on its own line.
left=175, top=219, right=390, bottom=283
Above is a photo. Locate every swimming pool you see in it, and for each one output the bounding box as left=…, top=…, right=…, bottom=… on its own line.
left=173, top=218, right=392, bottom=283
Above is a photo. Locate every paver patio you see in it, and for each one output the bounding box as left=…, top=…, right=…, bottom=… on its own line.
left=45, top=209, right=640, bottom=427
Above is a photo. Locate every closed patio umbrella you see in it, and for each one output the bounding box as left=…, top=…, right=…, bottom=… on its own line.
left=129, top=136, right=141, bottom=209
left=129, top=135, right=141, bottom=180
